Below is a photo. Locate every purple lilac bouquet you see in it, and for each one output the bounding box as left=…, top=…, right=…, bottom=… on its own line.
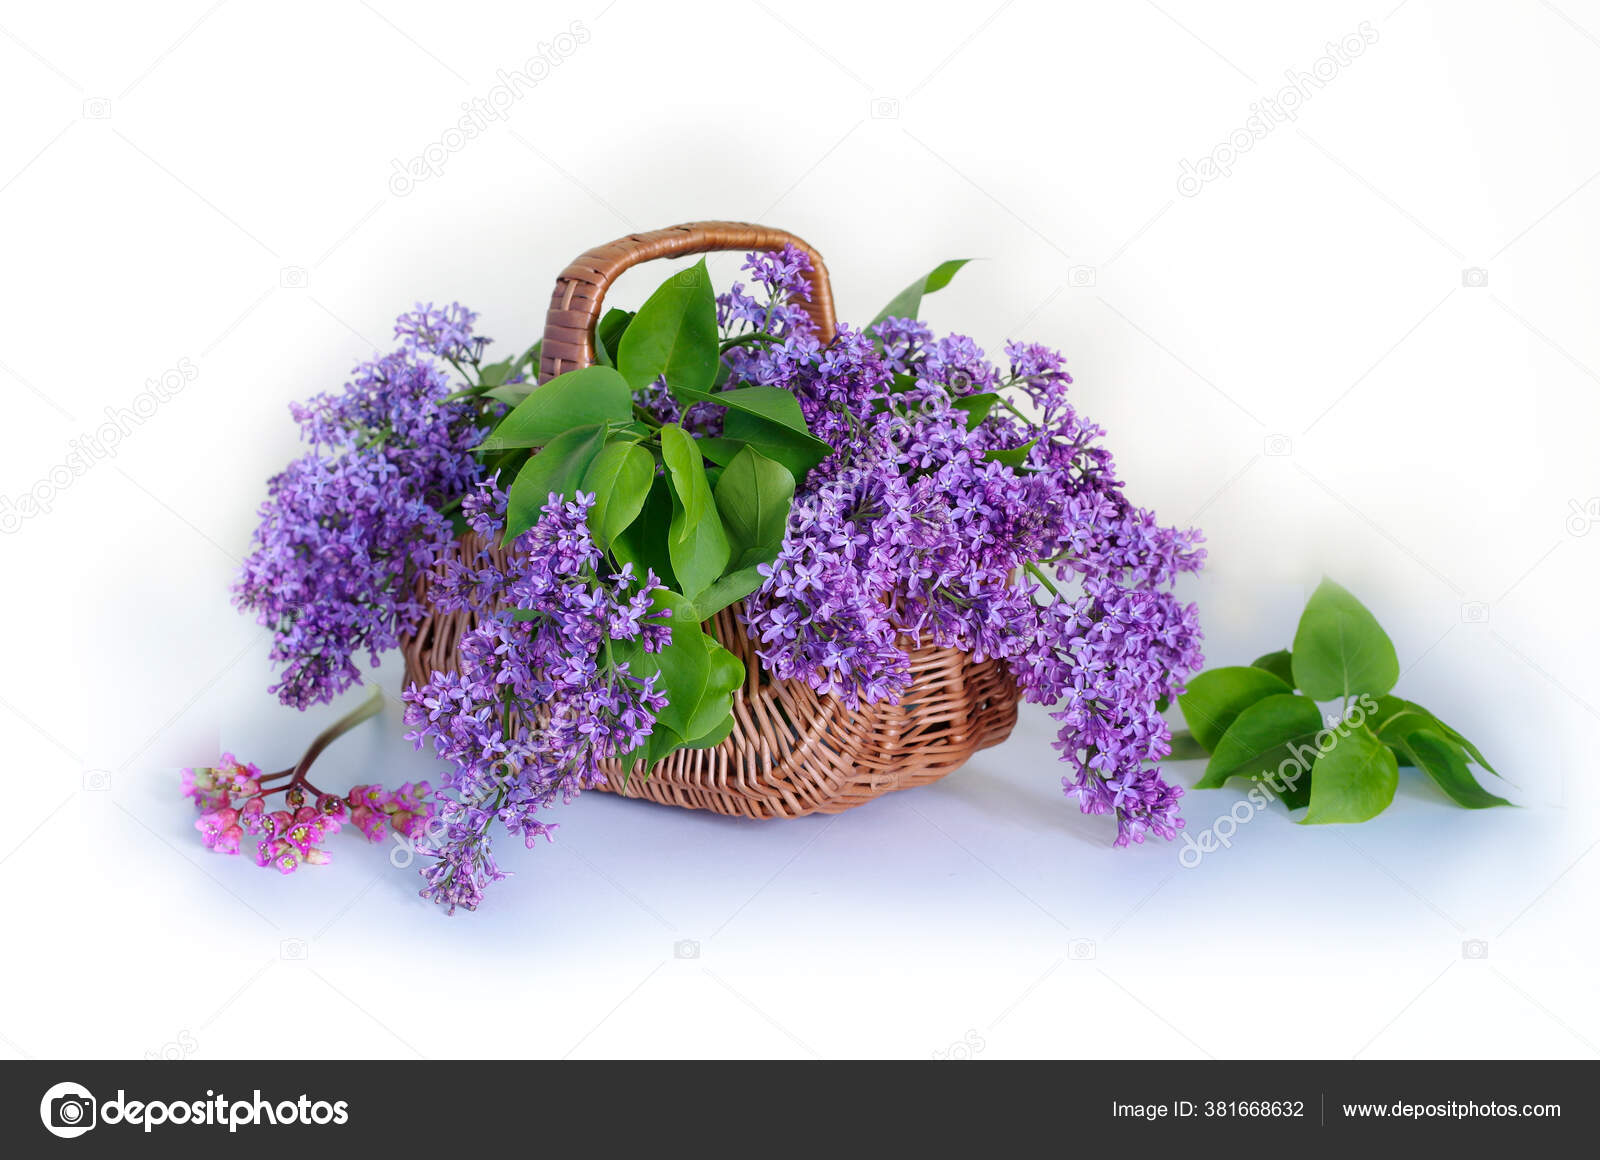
left=199, top=243, right=1204, bottom=912
left=726, top=255, right=1205, bottom=846
left=233, top=305, right=491, bottom=709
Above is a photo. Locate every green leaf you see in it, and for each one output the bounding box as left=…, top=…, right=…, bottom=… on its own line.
left=592, top=307, right=636, bottom=368
left=722, top=410, right=832, bottom=480
left=1179, top=666, right=1295, bottom=752
left=714, top=445, right=795, bottom=570
left=670, top=385, right=832, bottom=481
left=617, top=259, right=719, bottom=393
left=485, top=384, right=533, bottom=408
left=1165, top=730, right=1209, bottom=762
left=480, top=366, right=632, bottom=451
left=696, top=641, right=744, bottom=739
left=612, top=589, right=743, bottom=746
left=695, top=436, right=747, bottom=466
left=681, top=713, right=736, bottom=750
left=580, top=441, right=654, bottom=550
left=690, top=564, right=767, bottom=621
left=1290, top=579, right=1400, bottom=701
left=619, top=710, right=737, bottom=785
left=870, top=258, right=971, bottom=328
left=616, top=737, right=659, bottom=788
left=477, top=358, right=515, bottom=387
left=597, top=308, right=634, bottom=363
left=659, top=425, right=729, bottom=601
left=1370, top=696, right=1509, bottom=807
left=1378, top=706, right=1492, bottom=777
left=503, top=424, right=606, bottom=543
left=1402, top=729, right=1512, bottom=809
left=1197, top=693, right=1325, bottom=811
left=1251, top=649, right=1295, bottom=688
left=611, top=475, right=676, bottom=588
left=1441, top=727, right=1498, bottom=777
left=1369, top=695, right=1434, bottom=746
left=1368, top=694, right=1502, bottom=776
left=677, top=385, right=807, bottom=431
left=952, top=392, right=1000, bottom=431
left=1301, top=725, right=1399, bottom=824
left=669, top=506, right=730, bottom=604
left=982, top=439, right=1036, bottom=467
left=1440, top=725, right=1498, bottom=777
left=660, top=424, right=711, bottom=540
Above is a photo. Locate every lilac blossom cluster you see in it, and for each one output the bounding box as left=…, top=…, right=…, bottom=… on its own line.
left=233, top=305, right=491, bottom=708
left=717, top=245, right=892, bottom=448
left=401, top=484, right=672, bottom=913
left=730, top=253, right=1206, bottom=846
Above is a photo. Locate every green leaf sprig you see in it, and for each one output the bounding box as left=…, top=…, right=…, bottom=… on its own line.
left=1172, top=579, right=1510, bottom=823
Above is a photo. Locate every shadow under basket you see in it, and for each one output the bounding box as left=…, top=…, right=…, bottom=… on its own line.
left=398, top=220, right=1020, bottom=819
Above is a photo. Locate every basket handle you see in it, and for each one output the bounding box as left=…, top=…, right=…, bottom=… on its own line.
left=539, top=221, right=836, bottom=381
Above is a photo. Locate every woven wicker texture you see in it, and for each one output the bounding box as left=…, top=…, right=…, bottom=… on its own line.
left=401, top=222, right=1019, bottom=818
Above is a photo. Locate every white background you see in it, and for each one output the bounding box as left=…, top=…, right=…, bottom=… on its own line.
left=1, top=0, right=1596, bottom=1059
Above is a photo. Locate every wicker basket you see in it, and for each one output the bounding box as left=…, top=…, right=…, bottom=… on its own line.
left=401, top=222, right=1019, bottom=819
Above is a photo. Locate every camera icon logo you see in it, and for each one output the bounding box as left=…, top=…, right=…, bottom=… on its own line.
left=279, top=266, right=309, bottom=289
left=82, top=769, right=112, bottom=792
left=1067, top=264, right=1097, bottom=288
left=1462, top=938, right=1489, bottom=960
left=870, top=96, right=901, bottom=119
left=1263, top=434, right=1293, bottom=457
left=1460, top=601, right=1490, bottom=624
left=1461, top=267, right=1488, bottom=288
left=81, top=98, right=112, bottom=120
left=673, top=939, right=700, bottom=960
left=1566, top=498, right=1600, bottom=537
left=40, top=1081, right=97, bottom=1138
left=280, top=937, right=309, bottom=961
left=1068, top=938, right=1097, bottom=961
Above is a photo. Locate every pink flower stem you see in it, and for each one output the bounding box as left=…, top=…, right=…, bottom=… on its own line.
left=254, top=687, right=385, bottom=800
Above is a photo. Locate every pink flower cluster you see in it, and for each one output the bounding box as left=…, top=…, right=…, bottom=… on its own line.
left=181, top=754, right=259, bottom=812
left=347, top=782, right=434, bottom=844
left=182, top=753, right=435, bottom=874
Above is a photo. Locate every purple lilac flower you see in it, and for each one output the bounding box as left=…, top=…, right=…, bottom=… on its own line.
left=394, top=301, right=483, bottom=363
left=233, top=307, right=490, bottom=708
left=402, top=484, right=672, bottom=913
left=723, top=264, right=1205, bottom=846
left=717, top=242, right=817, bottom=339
